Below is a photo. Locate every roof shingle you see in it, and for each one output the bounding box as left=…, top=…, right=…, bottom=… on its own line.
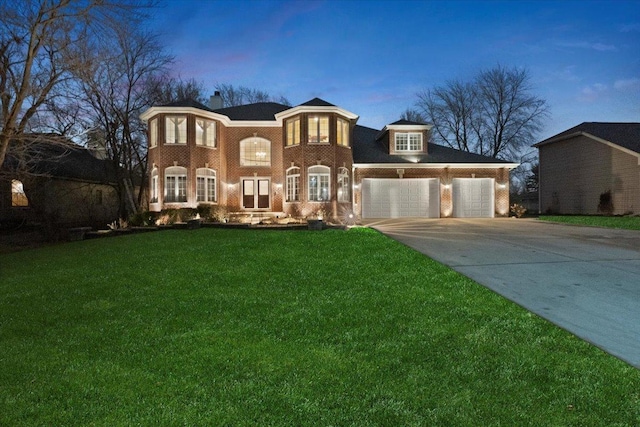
left=536, top=122, right=640, bottom=154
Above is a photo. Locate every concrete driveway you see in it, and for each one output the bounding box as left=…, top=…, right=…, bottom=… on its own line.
left=366, top=218, right=640, bottom=368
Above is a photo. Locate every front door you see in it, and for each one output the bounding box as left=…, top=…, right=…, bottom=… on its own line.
left=242, top=178, right=270, bottom=209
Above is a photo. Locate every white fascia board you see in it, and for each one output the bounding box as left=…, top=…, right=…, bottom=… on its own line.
left=353, top=162, right=520, bottom=170
left=535, top=131, right=640, bottom=160
left=139, top=106, right=282, bottom=127
left=384, top=124, right=433, bottom=131
left=275, top=105, right=359, bottom=121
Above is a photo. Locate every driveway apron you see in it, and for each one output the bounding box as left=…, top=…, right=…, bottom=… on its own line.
left=367, top=218, right=640, bottom=368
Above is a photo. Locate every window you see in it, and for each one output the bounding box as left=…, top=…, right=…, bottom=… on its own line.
left=308, top=165, right=330, bottom=202
left=11, top=179, right=28, bottom=207
left=337, top=167, right=350, bottom=202
left=240, top=138, right=271, bottom=166
left=165, top=166, right=187, bottom=203
left=308, top=116, right=329, bottom=143
left=165, top=116, right=187, bottom=144
left=196, top=119, right=216, bottom=147
left=395, top=132, right=423, bottom=151
left=286, top=117, right=300, bottom=146
left=149, top=118, right=157, bottom=147
left=196, top=168, right=216, bottom=202
left=286, top=167, right=300, bottom=202
left=337, top=118, right=349, bottom=147
left=150, top=167, right=158, bottom=203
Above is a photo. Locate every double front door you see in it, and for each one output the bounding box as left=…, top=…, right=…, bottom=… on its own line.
left=242, top=178, right=270, bottom=209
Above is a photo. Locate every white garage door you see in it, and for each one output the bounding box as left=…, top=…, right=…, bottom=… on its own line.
left=452, top=178, right=494, bottom=218
left=361, top=178, right=440, bottom=218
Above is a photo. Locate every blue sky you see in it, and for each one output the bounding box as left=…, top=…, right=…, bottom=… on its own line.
left=149, top=0, right=640, bottom=140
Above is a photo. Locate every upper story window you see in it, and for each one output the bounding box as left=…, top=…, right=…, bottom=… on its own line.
left=165, top=166, right=187, bottom=203
left=395, top=132, right=423, bottom=151
left=196, top=119, right=216, bottom=147
left=286, top=117, right=300, bottom=146
left=165, top=116, right=187, bottom=144
left=11, top=179, right=28, bottom=207
left=149, top=118, right=157, bottom=147
left=196, top=168, right=216, bottom=203
left=286, top=167, right=300, bottom=202
left=308, top=116, right=329, bottom=144
left=240, top=137, right=271, bottom=166
left=337, top=167, right=350, bottom=202
left=308, top=165, right=330, bottom=202
left=150, top=167, right=158, bottom=203
left=337, top=118, right=349, bottom=147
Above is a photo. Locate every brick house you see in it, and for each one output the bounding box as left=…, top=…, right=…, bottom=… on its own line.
left=140, top=96, right=518, bottom=220
left=535, top=122, right=640, bottom=215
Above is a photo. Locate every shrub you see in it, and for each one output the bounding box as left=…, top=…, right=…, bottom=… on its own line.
left=197, top=204, right=228, bottom=222
left=598, top=190, right=614, bottom=215
left=128, top=211, right=153, bottom=227
left=510, top=203, right=527, bottom=218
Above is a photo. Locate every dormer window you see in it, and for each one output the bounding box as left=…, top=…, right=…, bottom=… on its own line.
left=308, top=116, right=329, bottom=144
left=395, top=132, right=423, bottom=152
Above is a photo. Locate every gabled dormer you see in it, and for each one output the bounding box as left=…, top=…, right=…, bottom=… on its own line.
left=380, top=120, right=433, bottom=156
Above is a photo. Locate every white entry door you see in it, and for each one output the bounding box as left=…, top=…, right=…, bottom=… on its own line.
left=452, top=178, right=494, bottom=218
left=361, top=178, right=440, bottom=219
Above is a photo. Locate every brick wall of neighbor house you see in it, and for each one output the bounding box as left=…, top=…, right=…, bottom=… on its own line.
left=353, top=167, right=510, bottom=217
left=539, top=136, right=640, bottom=215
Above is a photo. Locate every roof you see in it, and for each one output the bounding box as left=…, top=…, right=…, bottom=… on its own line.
left=299, top=97, right=336, bottom=107
left=535, top=122, right=640, bottom=154
left=212, top=102, right=290, bottom=121
left=162, top=99, right=214, bottom=111
left=388, top=119, right=426, bottom=126
left=4, top=137, right=119, bottom=184
left=352, top=125, right=514, bottom=165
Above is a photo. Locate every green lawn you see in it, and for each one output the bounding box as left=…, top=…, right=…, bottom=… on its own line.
left=540, top=215, right=640, bottom=231
left=1, top=228, right=638, bottom=426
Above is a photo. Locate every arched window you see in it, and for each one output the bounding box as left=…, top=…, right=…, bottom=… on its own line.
left=196, top=168, right=216, bottom=202
left=286, top=167, right=300, bottom=202
left=337, top=167, right=350, bottom=202
left=308, top=165, right=330, bottom=202
left=11, top=179, right=28, bottom=207
left=240, top=137, right=271, bottom=166
left=165, top=166, right=187, bottom=203
left=150, top=167, right=158, bottom=203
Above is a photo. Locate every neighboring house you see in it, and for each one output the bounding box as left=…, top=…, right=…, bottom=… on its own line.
left=535, top=122, right=640, bottom=215
left=0, top=139, right=120, bottom=227
left=139, top=96, right=518, bottom=220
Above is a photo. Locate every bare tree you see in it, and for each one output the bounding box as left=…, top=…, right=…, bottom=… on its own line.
left=0, top=0, right=150, bottom=169
left=399, top=108, right=426, bottom=123
left=148, top=77, right=208, bottom=105
left=414, top=66, right=548, bottom=160
left=71, top=22, right=173, bottom=217
left=416, top=80, right=476, bottom=152
left=214, top=83, right=291, bottom=107
left=473, top=66, right=548, bottom=159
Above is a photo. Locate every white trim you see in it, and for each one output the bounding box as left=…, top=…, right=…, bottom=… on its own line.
left=275, top=105, right=359, bottom=121
left=353, top=162, right=520, bottom=169
left=384, top=124, right=433, bottom=131
left=140, top=106, right=282, bottom=127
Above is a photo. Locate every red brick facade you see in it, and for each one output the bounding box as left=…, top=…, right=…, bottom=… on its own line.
left=142, top=100, right=516, bottom=220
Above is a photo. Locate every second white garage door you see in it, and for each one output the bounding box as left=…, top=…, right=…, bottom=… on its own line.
left=361, top=178, right=440, bottom=218
left=452, top=178, right=494, bottom=218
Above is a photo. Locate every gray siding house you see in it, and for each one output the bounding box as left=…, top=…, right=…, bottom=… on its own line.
left=534, top=122, right=640, bottom=215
